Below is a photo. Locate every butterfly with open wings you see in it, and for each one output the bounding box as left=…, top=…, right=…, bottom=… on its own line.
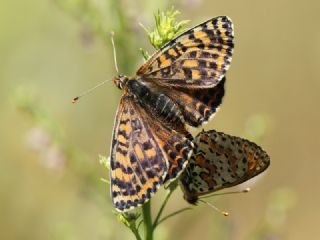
left=110, top=16, right=234, bottom=212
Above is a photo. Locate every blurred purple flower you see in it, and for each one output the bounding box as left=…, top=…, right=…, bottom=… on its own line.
left=26, top=127, right=50, bottom=152
left=25, top=127, right=65, bottom=171
left=46, top=145, right=66, bottom=171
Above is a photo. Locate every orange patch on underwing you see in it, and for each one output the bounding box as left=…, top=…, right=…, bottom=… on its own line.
left=216, top=49, right=227, bottom=71
left=139, top=179, right=156, bottom=197
left=195, top=154, right=216, bottom=188
left=159, top=55, right=172, bottom=68
left=194, top=31, right=207, bottom=39
left=191, top=69, right=201, bottom=80
left=115, top=152, right=127, bottom=162
left=118, top=135, right=127, bottom=144
left=168, top=48, right=178, bottom=56
left=145, top=148, right=156, bottom=158
left=118, top=145, right=127, bottom=152
left=179, top=94, right=192, bottom=105
left=134, top=144, right=144, bottom=160
left=175, top=45, right=183, bottom=54
left=219, top=30, right=226, bottom=38
left=137, top=63, right=148, bottom=75
left=246, top=149, right=257, bottom=171
left=112, top=184, right=120, bottom=192
left=114, top=169, right=130, bottom=182
left=183, top=60, right=198, bottom=68
left=159, top=55, right=166, bottom=63
left=201, top=37, right=211, bottom=44
left=120, top=122, right=132, bottom=134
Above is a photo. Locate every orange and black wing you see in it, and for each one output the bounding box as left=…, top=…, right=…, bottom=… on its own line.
left=163, top=77, right=225, bottom=127
left=137, top=16, right=234, bottom=88
left=110, top=96, right=193, bottom=212
left=180, top=129, right=270, bottom=204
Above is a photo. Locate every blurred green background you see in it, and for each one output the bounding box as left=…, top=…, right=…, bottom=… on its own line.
left=1, top=0, right=319, bottom=239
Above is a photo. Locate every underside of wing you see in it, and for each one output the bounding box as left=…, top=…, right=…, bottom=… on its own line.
left=136, top=16, right=234, bottom=88
left=180, top=129, right=270, bottom=204
left=131, top=98, right=194, bottom=183
left=110, top=97, right=168, bottom=212
left=110, top=96, right=193, bottom=212
left=163, top=77, right=225, bottom=127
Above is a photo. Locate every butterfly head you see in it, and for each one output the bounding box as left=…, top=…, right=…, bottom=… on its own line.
left=113, top=75, right=129, bottom=90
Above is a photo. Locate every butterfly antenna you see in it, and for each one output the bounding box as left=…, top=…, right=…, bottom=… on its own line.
left=201, top=188, right=251, bottom=199
left=110, top=31, right=119, bottom=74
left=73, top=31, right=120, bottom=104
left=199, top=199, right=229, bottom=216
left=72, top=79, right=112, bottom=103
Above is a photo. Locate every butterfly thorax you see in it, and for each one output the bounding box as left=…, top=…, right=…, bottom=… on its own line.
left=113, top=75, right=129, bottom=90
left=124, top=78, right=186, bottom=132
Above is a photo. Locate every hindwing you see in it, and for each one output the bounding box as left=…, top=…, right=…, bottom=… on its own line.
left=180, top=129, right=270, bottom=204
left=163, top=77, right=225, bottom=127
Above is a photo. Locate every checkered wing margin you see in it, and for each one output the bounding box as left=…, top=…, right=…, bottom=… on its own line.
left=180, top=129, right=270, bottom=204
left=110, top=96, right=193, bottom=212
left=137, top=16, right=234, bottom=88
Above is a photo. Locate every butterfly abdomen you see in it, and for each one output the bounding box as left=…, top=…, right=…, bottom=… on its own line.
left=126, top=79, right=184, bottom=128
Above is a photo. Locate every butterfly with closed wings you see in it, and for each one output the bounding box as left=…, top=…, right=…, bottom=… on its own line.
left=180, top=129, right=270, bottom=204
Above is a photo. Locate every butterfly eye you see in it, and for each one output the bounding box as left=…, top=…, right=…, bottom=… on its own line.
left=112, top=77, right=121, bottom=89
left=113, top=75, right=126, bottom=90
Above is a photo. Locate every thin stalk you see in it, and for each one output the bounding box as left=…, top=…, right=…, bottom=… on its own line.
left=153, top=189, right=174, bottom=228
left=142, top=201, right=153, bottom=240
left=131, top=227, right=142, bottom=240
left=157, top=207, right=192, bottom=226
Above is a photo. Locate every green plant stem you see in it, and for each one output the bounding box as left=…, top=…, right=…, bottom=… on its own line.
left=157, top=207, right=192, bottom=226
left=153, top=189, right=174, bottom=228
left=142, top=201, right=153, bottom=240
left=131, top=227, right=142, bottom=240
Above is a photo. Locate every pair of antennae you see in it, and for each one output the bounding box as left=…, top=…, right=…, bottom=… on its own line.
left=72, top=32, right=119, bottom=103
